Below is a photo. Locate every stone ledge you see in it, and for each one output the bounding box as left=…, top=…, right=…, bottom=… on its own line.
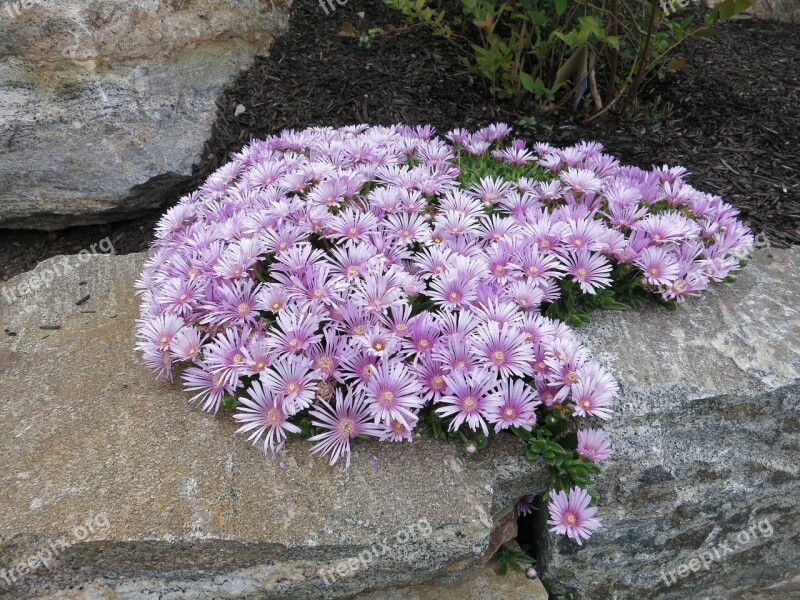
left=539, top=246, right=800, bottom=599
left=3, top=247, right=797, bottom=599
left=0, top=253, right=547, bottom=599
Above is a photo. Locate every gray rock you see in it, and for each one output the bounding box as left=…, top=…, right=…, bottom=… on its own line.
left=705, top=0, right=800, bottom=22
left=0, top=0, right=290, bottom=230
left=0, top=253, right=548, bottom=599
left=2, top=246, right=797, bottom=599
left=536, top=246, right=800, bottom=599
left=352, top=561, right=549, bottom=600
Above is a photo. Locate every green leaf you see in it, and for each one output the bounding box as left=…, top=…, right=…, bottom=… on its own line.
left=693, top=26, right=720, bottom=37
left=520, top=72, right=536, bottom=92
left=666, top=57, right=687, bottom=71
left=555, top=0, right=568, bottom=15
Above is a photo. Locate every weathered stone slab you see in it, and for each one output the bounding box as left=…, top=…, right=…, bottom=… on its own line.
left=3, top=247, right=797, bottom=598
left=0, top=1, right=290, bottom=230
left=353, top=561, right=549, bottom=600
left=537, top=246, right=800, bottom=599
left=0, top=253, right=548, bottom=599
left=705, top=0, right=800, bottom=22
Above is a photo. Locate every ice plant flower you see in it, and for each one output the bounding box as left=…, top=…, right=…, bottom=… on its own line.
left=309, top=390, right=382, bottom=467
left=547, top=487, right=603, bottom=545
left=436, top=369, right=501, bottom=436
left=577, top=428, right=614, bottom=462
left=136, top=123, right=752, bottom=549
left=234, top=381, right=300, bottom=453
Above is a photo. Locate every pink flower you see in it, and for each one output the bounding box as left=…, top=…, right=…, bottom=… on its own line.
left=559, top=250, right=613, bottom=294
left=547, top=487, right=602, bottom=545
left=234, top=381, right=300, bottom=454
left=365, top=361, right=424, bottom=427
left=577, top=428, right=613, bottom=462
left=487, top=380, right=540, bottom=432
left=470, top=322, right=535, bottom=379
left=436, top=369, right=501, bottom=436
left=570, top=363, right=617, bottom=420
left=309, top=390, right=382, bottom=467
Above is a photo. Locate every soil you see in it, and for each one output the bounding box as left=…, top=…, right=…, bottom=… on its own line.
left=2, top=0, right=798, bottom=282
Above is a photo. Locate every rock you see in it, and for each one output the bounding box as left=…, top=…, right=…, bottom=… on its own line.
left=3, top=246, right=797, bottom=599
left=0, top=253, right=548, bottom=599
left=704, top=0, right=800, bottom=22
left=536, top=246, right=800, bottom=599
left=352, top=561, right=549, bottom=600
left=0, top=1, right=290, bottom=230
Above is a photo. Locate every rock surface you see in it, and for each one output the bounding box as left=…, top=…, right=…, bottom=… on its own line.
left=353, top=561, right=549, bottom=600
left=705, top=0, right=800, bottom=22
left=0, top=253, right=547, bottom=599
left=0, top=1, right=289, bottom=230
left=1, top=247, right=797, bottom=599
left=537, top=246, right=800, bottom=599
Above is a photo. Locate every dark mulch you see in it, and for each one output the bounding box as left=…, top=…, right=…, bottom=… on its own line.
left=2, top=0, right=798, bottom=282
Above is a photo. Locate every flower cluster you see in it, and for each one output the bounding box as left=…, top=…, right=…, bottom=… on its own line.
left=135, top=123, right=752, bottom=544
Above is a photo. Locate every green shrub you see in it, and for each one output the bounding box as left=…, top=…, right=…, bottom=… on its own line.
left=385, top=0, right=751, bottom=118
